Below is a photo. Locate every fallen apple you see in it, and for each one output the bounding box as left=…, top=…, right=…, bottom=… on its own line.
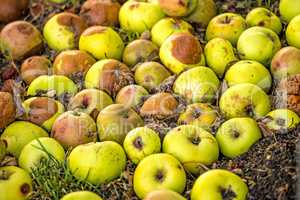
left=0, top=140, right=7, bottom=162
left=279, top=0, right=300, bottom=22
left=144, top=189, right=186, bottom=200
left=116, top=84, right=149, bottom=109
left=264, top=109, right=300, bottom=131
left=60, top=191, right=103, bottom=200
left=153, top=0, right=197, bottom=17
left=286, top=15, right=300, bottom=49
left=0, top=0, right=29, bottom=23
left=0, top=92, right=16, bottom=129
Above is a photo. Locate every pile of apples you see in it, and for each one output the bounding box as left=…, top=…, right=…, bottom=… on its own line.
left=0, top=0, right=300, bottom=199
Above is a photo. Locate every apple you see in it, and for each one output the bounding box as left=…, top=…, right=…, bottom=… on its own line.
left=246, top=7, right=282, bottom=34
left=47, top=0, right=66, bottom=3
left=204, top=38, right=238, bottom=78
left=144, top=189, right=186, bottom=200
left=191, top=169, right=248, bottom=200
left=279, top=0, right=300, bottom=22
left=0, top=0, right=29, bottom=23
left=60, top=191, right=103, bottom=200
left=173, top=66, right=220, bottom=104
left=1, top=121, right=48, bottom=158
left=286, top=15, right=300, bottom=49
left=67, top=141, right=126, bottom=184
left=237, top=26, right=281, bottom=65
left=119, top=0, right=165, bottom=33
left=0, top=92, right=16, bottom=129
left=0, top=166, right=32, bottom=200
left=219, top=83, right=271, bottom=119
left=134, top=62, right=171, bottom=91
left=123, top=127, right=161, bottom=164
left=163, top=125, right=219, bottom=174
left=18, top=137, right=65, bottom=172
left=79, top=26, right=124, bottom=60
left=43, top=12, right=87, bottom=51
left=264, top=109, right=300, bottom=131
left=133, top=153, right=186, bottom=199
left=177, top=103, right=218, bottom=131
left=216, top=117, right=262, bottom=158
left=206, top=13, right=247, bottom=45
left=0, top=140, right=6, bottom=162
left=224, top=60, right=272, bottom=92
left=271, top=46, right=300, bottom=80
left=22, top=97, right=65, bottom=131
left=116, top=85, right=149, bottom=109
left=151, top=18, right=193, bottom=46
left=154, top=0, right=197, bottom=17
left=159, top=32, right=205, bottom=74
left=97, top=104, right=144, bottom=144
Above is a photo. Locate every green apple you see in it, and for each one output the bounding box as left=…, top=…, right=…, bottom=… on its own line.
left=206, top=13, right=247, bottom=45
left=60, top=191, right=103, bottom=200
left=47, top=0, right=66, bottom=3
left=279, top=0, right=300, bottom=22
left=286, top=15, right=300, bottom=49
left=97, top=104, right=144, bottom=144
left=0, top=166, right=32, bottom=200
left=177, top=103, right=218, bottom=131
left=134, top=61, right=171, bottom=91
left=191, top=169, right=248, bottom=200
left=224, top=60, right=272, bottom=92
left=18, top=138, right=65, bottom=172
left=152, top=0, right=197, bottom=17
left=264, top=109, right=300, bottom=131
left=116, top=85, right=149, bottom=108
left=237, top=26, right=281, bottom=65
left=67, top=141, right=126, bottom=184
left=144, top=189, right=186, bottom=200
left=219, top=83, right=271, bottom=119
left=1, top=121, right=48, bottom=158
left=216, top=117, right=262, bottom=158
left=119, top=0, right=165, bottom=33
left=204, top=38, right=238, bottom=78
left=163, top=125, right=219, bottom=174
left=271, top=46, right=300, bottom=80
left=151, top=18, right=193, bottom=46
left=173, top=66, right=220, bottom=103
left=160, top=32, right=205, bottom=74
left=246, top=7, right=282, bottom=34
left=22, top=97, right=65, bottom=131
left=43, top=12, right=87, bottom=51
left=123, top=127, right=161, bottom=164
left=79, top=26, right=124, bottom=60
left=0, top=140, right=7, bottom=162
left=133, top=153, right=186, bottom=199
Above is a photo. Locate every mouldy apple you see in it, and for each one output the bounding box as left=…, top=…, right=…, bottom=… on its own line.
left=144, top=189, right=186, bottom=200
left=219, top=83, right=271, bottom=119
left=18, top=138, right=65, bottom=172
left=134, top=62, right=171, bottom=91
left=119, top=0, right=165, bottom=33
left=206, top=13, right=247, bottom=45
left=173, top=66, right=220, bottom=104
left=237, top=26, right=281, bottom=65
left=279, top=0, right=300, bottom=22
left=224, top=60, right=272, bottom=92
left=43, top=12, right=87, bottom=51
left=0, top=21, right=43, bottom=60
left=123, top=127, right=161, bottom=164
left=0, top=92, right=16, bottom=129
left=216, top=117, right=262, bottom=158
left=286, top=15, right=300, bottom=49
left=133, top=153, right=186, bottom=199
left=60, top=191, right=103, bottom=200
left=22, top=97, right=65, bottom=131
left=153, top=0, right=197, bottom=17
left=204, top=38, right=238, bottom=78
left=0, top=166, right=32, bottom=200
left=115, top=85, right=149, bottom=109
left=51, top=111, right=97, bottom=149
left=151, top=18, right=193, bottom=46
left=160, top=32, right=205, bottom=74
left=191, top=169, right=248, bottom=200
left=264, top=109, right=300, bottom=131
left=1, top=121, right=48, bottom=158
left=0, top=0, right=29, bottom=23
left=67, top=141, right=127, bottom=184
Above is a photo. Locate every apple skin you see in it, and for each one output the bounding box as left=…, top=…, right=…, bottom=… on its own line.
left=163, top=125, right=219, bottom=174
left=18, top=138, right=65, bottom=172
left=116, top=85, right=149, bottom=109
left=271, top=46, right=300, bottom=80
left=1, top=121, right=48, bottom=158
left=123, top=127, right=161, bottom=164
left=133, top=153, right=186, bottom=199
left=206, top=13, right=247, bottom=45
left=151, top=18, right=193, bottom=46
left=216, top=117, right=262, bottom=158
left=0, top=166, right=32, bottom=200
left=119, top=1, right=165, bottom=33
left=219, top=83, right=271, bottom=119
left=173, top=66, right=220, bottom=104
left=279, top=0, right=300, bottom=22
left=0, top=140, right=6, bottom=162
left=246, top=7, right=282, bottom=34
left=286, top=15, right=300, bottom=49
left=0, top=0, right=29, bottom=23
left=0, top=92, right=16, bottom=129
left=191, top=169, right=248, bottom=200
left=60, top=191, right=103, bottom=200
left=224, top=60, right=272, bottom=92
left=160, top=32, right=205, bottom=74
left=67, top=141, right=127, bottom=185
left=152, top=0, right=197, bottom=17
left=264, top=109, right=300, bottom=131
left=144, top=189, right=186, bottom=200
left=237, top=26, right=281, bottom=65
left=79, top=26, right=124, bottom=60
left=204, top=38, right=238, bottom=78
